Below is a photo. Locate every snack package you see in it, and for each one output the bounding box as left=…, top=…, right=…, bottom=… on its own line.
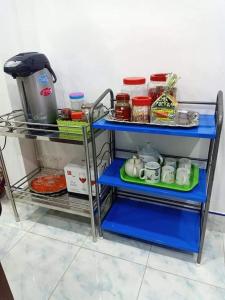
left=151, top=73, right=178, bottom=124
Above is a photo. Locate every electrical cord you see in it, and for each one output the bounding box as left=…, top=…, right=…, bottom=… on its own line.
left=0, top=110, right=20, bottom=151
left=96, top=142, right=110, bottom=158
left=0, top=137, right=7, bottom=151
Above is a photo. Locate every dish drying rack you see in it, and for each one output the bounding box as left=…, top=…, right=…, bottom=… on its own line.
left=0, top=105, right=112, bottom=242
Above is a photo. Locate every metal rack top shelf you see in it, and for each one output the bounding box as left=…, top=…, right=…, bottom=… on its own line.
left=0, top=110, right=99, bottom=144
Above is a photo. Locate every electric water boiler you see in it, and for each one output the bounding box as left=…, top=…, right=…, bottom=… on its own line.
left=4, top=52, right=58, bottom=124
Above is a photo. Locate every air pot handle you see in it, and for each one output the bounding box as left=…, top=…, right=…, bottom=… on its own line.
left=46, top=64, right=57, bottom=83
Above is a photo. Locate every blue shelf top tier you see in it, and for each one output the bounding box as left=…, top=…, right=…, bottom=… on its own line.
left=98, top=158, right=207, bottom=203
left=102, top=197, right=200, bottom=253
left=93, top=114, right=216, bottom=139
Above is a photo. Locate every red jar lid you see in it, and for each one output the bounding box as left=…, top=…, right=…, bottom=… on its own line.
left=71, top=111, right=84, bottom=120
left=123, top=77, right=146, bottom=85
left=132, top=96, right=152, bottom=106
left=116, top=93, right=130, bottom=101
left=150, top=73, right=168, bottom=82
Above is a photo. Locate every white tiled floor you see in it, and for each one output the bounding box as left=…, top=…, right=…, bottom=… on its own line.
left=1, top=197, right=225, bottom=300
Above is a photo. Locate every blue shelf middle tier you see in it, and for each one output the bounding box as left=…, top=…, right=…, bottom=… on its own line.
left=98, top=158, right=207, bottom=203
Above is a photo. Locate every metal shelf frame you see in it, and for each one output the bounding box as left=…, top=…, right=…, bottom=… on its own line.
left=90, top=89, right=223, bottom=263
left=0, top=108, right=107, bottom=242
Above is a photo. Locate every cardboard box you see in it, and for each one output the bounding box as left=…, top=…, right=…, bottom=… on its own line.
left=64, top=159, right=107, bottom=195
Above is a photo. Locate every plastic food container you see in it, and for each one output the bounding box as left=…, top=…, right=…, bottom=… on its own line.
left=148, top=73, right=176, bottom=103
left=132, top=96, right=152, bottom=123
left=122, top=77, right=147, bottom=98
left=71, top=111, right=86, bottom=121
left=69, top=92, right=84, bottom=110
left=115, top=93, right=131, bottom=121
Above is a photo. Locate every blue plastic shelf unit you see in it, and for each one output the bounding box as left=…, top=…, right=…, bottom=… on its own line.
left=102, top=197, right=200, bottom=253
left=98, top=158, right=207, bottom=203
left=93, top=114, right=216, bottom=139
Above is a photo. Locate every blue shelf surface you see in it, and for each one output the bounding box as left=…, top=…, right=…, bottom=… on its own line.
left=102, top=197, right=200, bottom=253
left=98, top=158, right=207, bottom=203
left=93, top=114, right=216, bottom=139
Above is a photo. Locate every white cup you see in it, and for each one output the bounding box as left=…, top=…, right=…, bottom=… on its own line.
left=139, top=162, right=161, bottom=184
left=164, top=157, right=177, bottom=169
left=179, top=158, right=191, bottom=174
left=161, top=166, right=175, bottom=184
left=176, top=167, right=190, bottom=185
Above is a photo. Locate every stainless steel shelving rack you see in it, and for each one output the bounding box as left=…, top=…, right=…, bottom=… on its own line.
left=0, top=109, right=109, bottom=241
left=90, top=89, right=223, bottom=263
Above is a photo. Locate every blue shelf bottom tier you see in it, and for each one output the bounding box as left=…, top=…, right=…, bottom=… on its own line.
left=98, top=158, right=207, bottom=203
left=102, top=198, right=200, bottom=253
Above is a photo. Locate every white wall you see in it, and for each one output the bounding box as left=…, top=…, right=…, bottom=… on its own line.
left=1, top=0, right=225, bottom=212
left=0, top=0, right=37, bottom=184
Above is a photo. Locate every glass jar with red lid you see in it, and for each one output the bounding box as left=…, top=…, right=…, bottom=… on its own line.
left=122, top=77, right=147, bottom=98
left=148, top=73, right=176, bottom=103
left=115, top=93, right=131, bottom=121
left=132, top=96, right=152, bottom=123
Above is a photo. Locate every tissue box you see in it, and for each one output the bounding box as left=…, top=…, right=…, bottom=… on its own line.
left=64, top=159, right=106, bottom=195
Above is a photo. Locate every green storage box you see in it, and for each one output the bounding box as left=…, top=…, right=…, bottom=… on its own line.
left=57, top=119, right=91, bottom=141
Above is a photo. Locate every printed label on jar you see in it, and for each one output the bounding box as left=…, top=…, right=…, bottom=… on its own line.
left=115, top=107, right=131, bottom=121
left=132, top=107, right=149, bottom=123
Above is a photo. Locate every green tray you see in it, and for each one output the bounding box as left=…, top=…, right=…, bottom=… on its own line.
left=120, top=164, right=199, bottom=192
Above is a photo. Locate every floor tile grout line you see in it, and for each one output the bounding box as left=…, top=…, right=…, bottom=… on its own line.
left=146, top=245, right=152, bottom=266
left=48, top=246, right=82, bottom=300
left=0, top=205, right=48, bottom=233
left=147, top=265, right=225, bottom=291
left=0, top=229, right=27, bottom=261
left=22, top=230, right=89, bottom=247
left=80, top=244, right=149, bottom=267
left=223, top=234, right=225, bottom=265
left=1, top=231, right=82, bottom=263
left=80, top=229, right=91, bottom=247
left=26, top=208, right=49, bottom=232
left=136, top=250, right=151, bottom=300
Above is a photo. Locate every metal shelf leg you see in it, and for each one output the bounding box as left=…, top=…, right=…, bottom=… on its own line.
left=0, top=148, right=20, bottom=221
left=197, top=92, right=223, bottom=263
left=83, top=126, right=97, bottom=242
left=197, top=139, right=216, bottom=264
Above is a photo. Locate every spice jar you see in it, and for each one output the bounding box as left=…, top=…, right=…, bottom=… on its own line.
left=115, top=93, right=131, bottom=121
left=61, top=108, right=72, bottom=120
left=148, top=73, right=176, bottom=103
left=122, top=77, right=147, bottom=98
left=132, top=96, right=152, bottom=123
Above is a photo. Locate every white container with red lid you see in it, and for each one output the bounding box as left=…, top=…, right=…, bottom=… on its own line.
left=122, top=77, right=147, bottom=98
